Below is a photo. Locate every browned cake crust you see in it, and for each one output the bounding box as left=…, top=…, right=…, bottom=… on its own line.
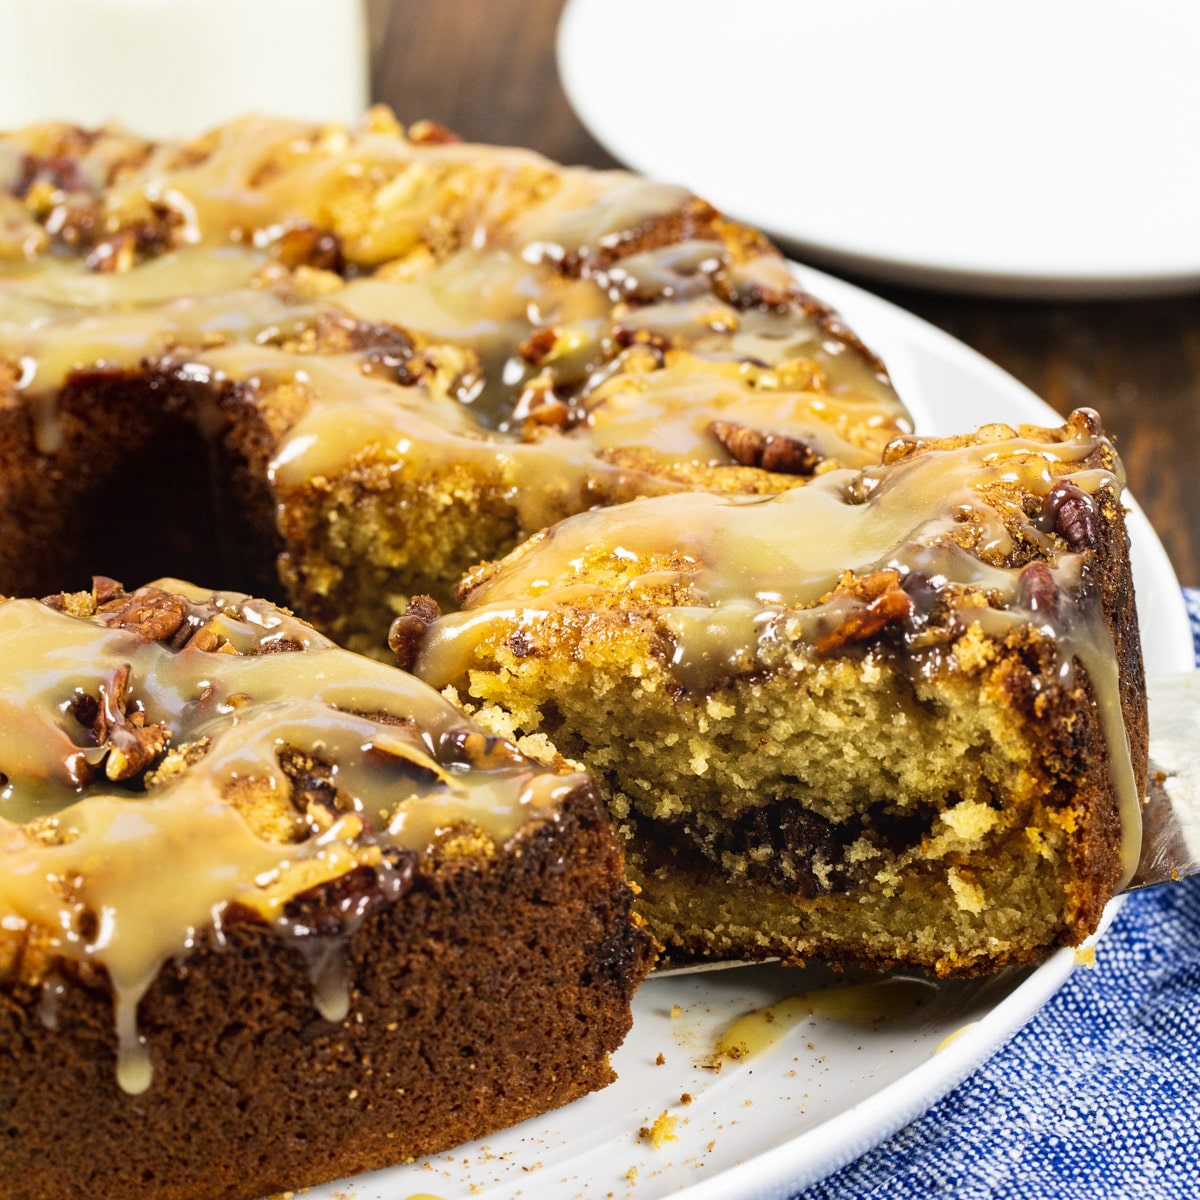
left=0, top=782, right=644, bottom=1200
left=0, top=581, right=654, bottom=1200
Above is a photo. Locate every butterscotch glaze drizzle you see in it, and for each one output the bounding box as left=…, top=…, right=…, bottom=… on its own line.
left=1, top=114, right=908, bottom=522
left=0, top=582, right=585, bottom=1093
left=0, top=115, right=1144, bottom=1030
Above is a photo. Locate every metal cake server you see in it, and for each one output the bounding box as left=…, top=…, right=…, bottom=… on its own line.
left=1127, top=671, right=1200, bottom=891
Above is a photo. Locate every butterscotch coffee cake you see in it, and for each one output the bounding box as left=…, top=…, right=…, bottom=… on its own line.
left=407, top=410, right=1147, bottom=977
left=0, top=109, right=909, bottom=653
left=0, top=113, right=1148, bottom=983
left=0, top=580, right=653, bottom=1200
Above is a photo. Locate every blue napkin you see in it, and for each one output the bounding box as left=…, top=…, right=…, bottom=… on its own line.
left=802, top=589, right=1200, bottom=1200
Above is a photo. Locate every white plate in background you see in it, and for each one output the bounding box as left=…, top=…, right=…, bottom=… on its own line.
left=558, top=0, right=1200, bottom=298
left=291, top=265, right=1192, bottom=1200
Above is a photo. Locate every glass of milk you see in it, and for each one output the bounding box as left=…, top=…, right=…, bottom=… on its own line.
left=0, top=0, right=369, bottom=137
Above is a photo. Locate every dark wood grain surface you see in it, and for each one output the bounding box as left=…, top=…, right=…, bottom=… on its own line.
left=368, top=0, right=1200, bottom=588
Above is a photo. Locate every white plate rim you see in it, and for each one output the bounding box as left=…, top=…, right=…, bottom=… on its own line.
left=556, top=0, right=1200, bottom=299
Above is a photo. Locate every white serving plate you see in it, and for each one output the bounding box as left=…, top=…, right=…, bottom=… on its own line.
left=558, top=0, right=1200, bottom=298
left=290, top=264, right=1192, bottom=1200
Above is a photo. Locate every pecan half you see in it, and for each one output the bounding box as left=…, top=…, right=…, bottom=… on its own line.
left=813, top=571, right=914, bottom=655
left=1044, top=482, right=1099, bottom=551
left=708, top=420, right=819, bottom=476
left=71, top=663, right=171, bottom=782
left=100, top=586, right=188, bottom=644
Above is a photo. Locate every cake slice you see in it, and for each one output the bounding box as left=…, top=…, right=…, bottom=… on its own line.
left=0, top=579, right=653, bottom=1200
left=407, top=410, right=1147, bottom=977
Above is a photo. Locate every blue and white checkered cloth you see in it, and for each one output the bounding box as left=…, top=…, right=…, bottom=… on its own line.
left=802, top=589, right=1200, bottom=1200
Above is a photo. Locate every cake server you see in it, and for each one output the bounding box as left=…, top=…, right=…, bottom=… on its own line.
left=1126, top=670, right=1200, bottom=891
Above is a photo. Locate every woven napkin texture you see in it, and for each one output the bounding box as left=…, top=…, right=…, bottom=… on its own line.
left=801, top=589, right=1200, bottom=1200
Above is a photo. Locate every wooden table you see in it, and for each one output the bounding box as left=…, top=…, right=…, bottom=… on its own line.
left=369, top=0, right=1200, bottom=588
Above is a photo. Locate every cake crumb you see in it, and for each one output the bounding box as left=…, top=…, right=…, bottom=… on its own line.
left=679, top=1092, right=693, bottom=1105
left=655, top=1052, right=666, bottom=1066
left=670, top=1005, right=683, bottom=1019
left=639, top=1111, right=679, bottom=1147
left=625, top=1166, right=639, bottom=1183
left=1074, top=945, right=1097, bottom=967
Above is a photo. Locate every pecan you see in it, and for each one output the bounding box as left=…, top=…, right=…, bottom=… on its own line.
left=360, top=345, right=423, bottom=385
left=1043, top=482, right=1099, bottom=551
left=100, top=586, right=188, bottom=643
left=104, top=715, right=170, bottom=782
left=439, top=729, right=525, bottom=771
left=85, top=230, right=137, bottom=273
left=91, top=575, right=124, bottom=606
left=708, top=419, right=819, bottom=476
left=313, top=311, right=412, bottom=355
left=276, top=222, right=344, bottom=271
left=611, top=325, right=671, bottom=354
left=280, top=850, right=417, bottom=938
left=254, top=635, right=305, bottom=655
left=408, top=120, right=461, bottom=146
left=1018, top=561, right=1059, bottom=618
left=511, top=381, right=573, bottom=438
left=388, top=595, right=442, bottom=672
left=14, top=152, right=90, bottom=200
left=518, top=328, right=558, bottom=365
left=813, top=571, right=913, bottom=655
left=279, top=753, right=343, bottom=835
left=70, top=663, right=171, bottom=782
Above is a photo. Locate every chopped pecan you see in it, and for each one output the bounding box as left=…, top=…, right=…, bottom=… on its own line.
left=511, top=380, right=573, bottom=438
left=100, top=586, right=188, bottom=643
left=275, top=222, right=344, bottom=271
left=611, top=325, right=671, bottom=354
left=388, top=595, right=442, bottom=672
left=518, top=328, right=559, bottom=365
left=254, top=635, right=305, bottom=655
left=360, top=345, right=423, bottom=385
left=408, top=120, right=461, bottom=146
left=439, top=729, right=525, bottom=770
left=279, top=751, right=343, bottom=836
left=708, top=419, right=819, bottom=476
left=813, top=571, right=914, bottom=655
left=85, top=230, right=137, bottom=273
left=70, top=663, right=171, bottom=782
left=281, top=849, right=417, bottom=938
left=1018, top=561, right=1059, bottom=618
left=1043, top=482, right=1099, bottom=551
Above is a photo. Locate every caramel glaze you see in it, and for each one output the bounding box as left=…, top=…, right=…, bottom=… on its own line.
left=415, top=410, right=1143, bottom=886
left=1, top=112, right=908, bottom=535
left=0, top=580, right=587, bottom=1095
